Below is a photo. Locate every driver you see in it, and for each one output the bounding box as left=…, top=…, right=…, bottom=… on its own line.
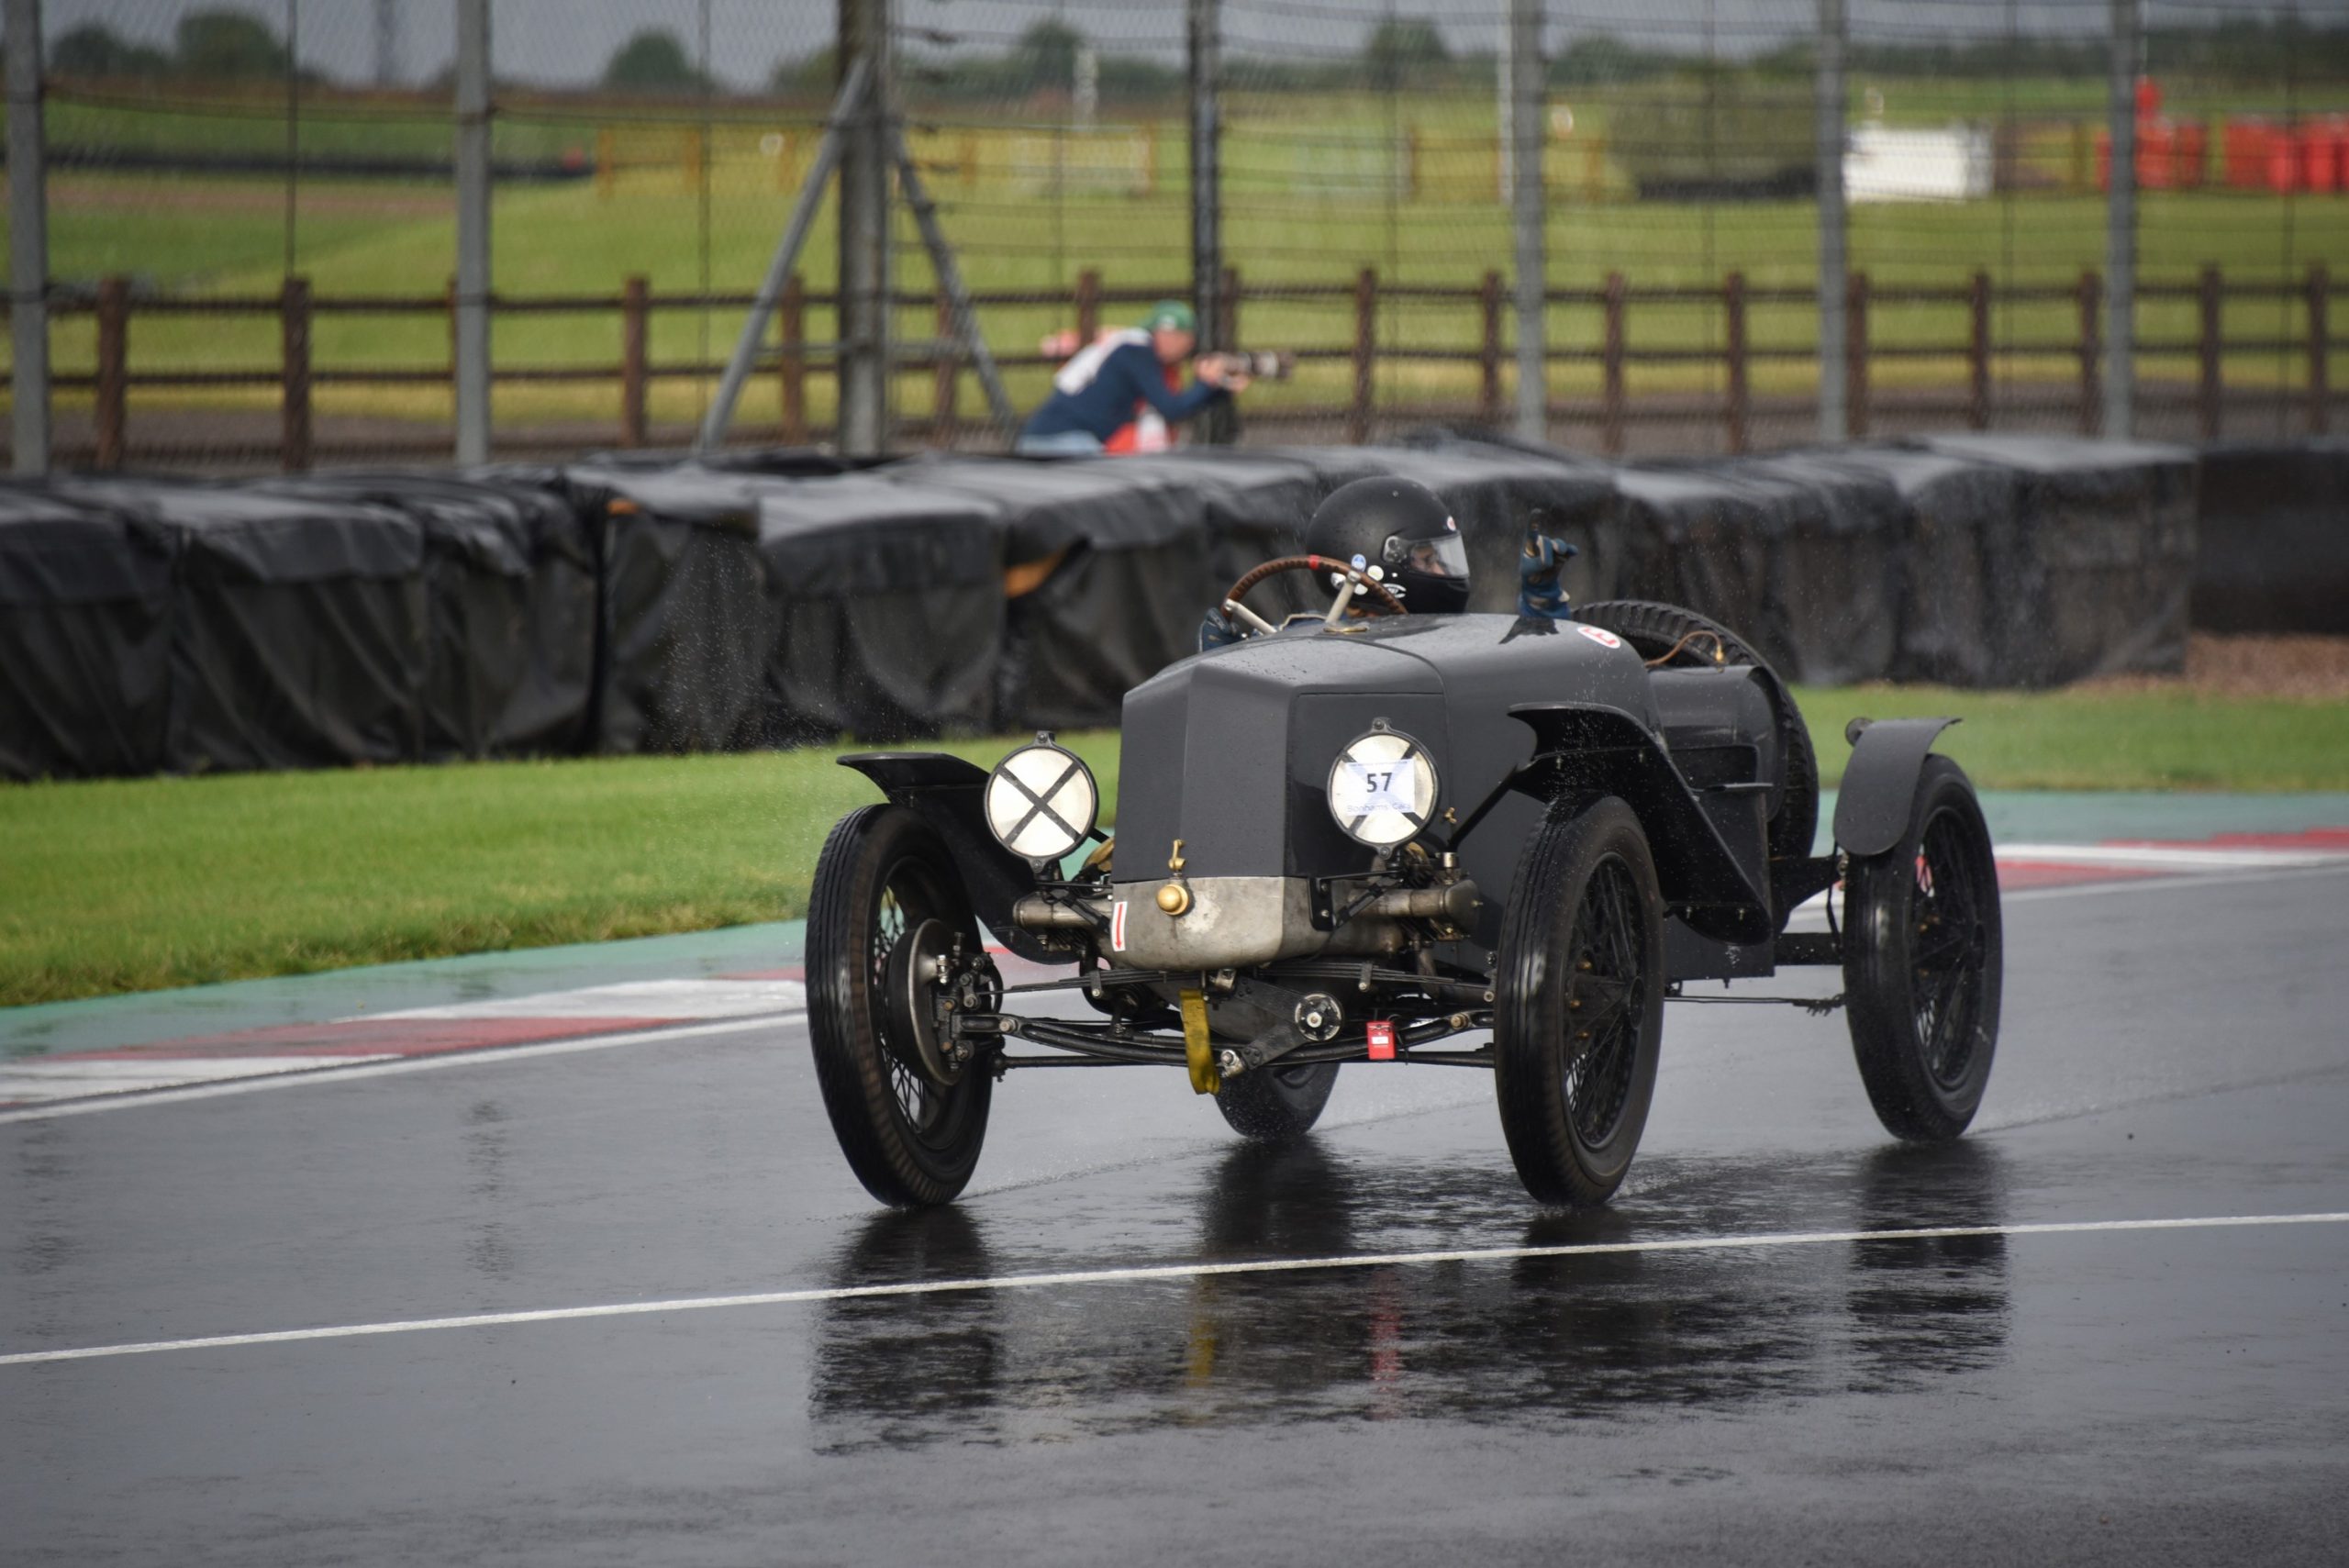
left=1200, top=475, right=1470, bottom=651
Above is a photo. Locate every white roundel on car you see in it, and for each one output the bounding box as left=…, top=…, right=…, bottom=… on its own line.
left=985, top=743, right=1098, bottom=862
left=1328, top=728, right=1437, bottom=848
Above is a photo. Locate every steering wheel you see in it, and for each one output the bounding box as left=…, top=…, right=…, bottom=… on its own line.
left=1217, top=554, right=1408, bottom=637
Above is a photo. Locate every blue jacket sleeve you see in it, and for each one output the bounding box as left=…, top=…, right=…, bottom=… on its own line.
left=1109, top=345, right=1226, bottom=424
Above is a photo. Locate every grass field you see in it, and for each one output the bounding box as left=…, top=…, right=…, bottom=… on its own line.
left=12, top=74, right=2347, bottom=434
left=6, top=683, right=2345, bottom=1009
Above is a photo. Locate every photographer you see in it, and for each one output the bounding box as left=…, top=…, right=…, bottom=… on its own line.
left=1015, top=302, right=1252, bottom=457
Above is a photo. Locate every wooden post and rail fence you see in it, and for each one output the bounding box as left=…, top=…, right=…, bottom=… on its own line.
left=25, top=263, right=2344, bottom=472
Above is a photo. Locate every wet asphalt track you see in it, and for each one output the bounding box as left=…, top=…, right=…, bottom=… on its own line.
left=6, top=863, right=2349, bottom=1566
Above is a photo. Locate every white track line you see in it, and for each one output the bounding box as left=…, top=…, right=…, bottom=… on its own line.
left=0, top=1013, right=796, bottom=1127
left=4, top=1210, right=2341, bottom=1370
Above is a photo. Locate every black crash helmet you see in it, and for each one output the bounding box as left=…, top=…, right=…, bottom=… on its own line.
left=1302, top=475, right=1471, bottom=615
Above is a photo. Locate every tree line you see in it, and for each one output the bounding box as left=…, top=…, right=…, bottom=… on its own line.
left=44, top=12, right=2349, bottom=100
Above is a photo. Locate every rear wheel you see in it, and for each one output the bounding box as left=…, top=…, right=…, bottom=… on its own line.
left=1493, top=796, right=1666, bottom=1207
left=1842, top=756, right=2002, bottom=1141
left=807, top=805, right=995, bottom=1206
left=1574, top=599, right=1820, bottom=872
left=1214, top=1062, right=1340, bottom=1142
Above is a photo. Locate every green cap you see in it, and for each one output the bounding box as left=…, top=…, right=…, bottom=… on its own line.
left=1141, top=300, right=1197, bottom=335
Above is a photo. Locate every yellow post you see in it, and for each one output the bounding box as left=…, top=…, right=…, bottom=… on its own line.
left=682, top=126, right=705, bottom=192
left=962, top=130, right=980, bottom=188
left=1180, top=989, right=1220, bottom=1095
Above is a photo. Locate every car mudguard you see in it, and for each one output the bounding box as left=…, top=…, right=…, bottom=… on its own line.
left=1503, top=703, right=1773, bottom=945
left=837, top=752, right=1057, bottom=963
left=1831, top=717, right=1960, bottom=858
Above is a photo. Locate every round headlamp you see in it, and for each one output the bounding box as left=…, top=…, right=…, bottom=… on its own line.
left=984, top=739, right=1098, bottom=863
left=1327, top=726, right=1438, bottom=848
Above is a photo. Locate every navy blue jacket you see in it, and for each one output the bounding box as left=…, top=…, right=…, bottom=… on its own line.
left=1020, top=341, right=1226, bottom=442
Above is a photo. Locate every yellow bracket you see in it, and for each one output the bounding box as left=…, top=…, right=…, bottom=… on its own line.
left=1180, top=988, right=1220, bottom=1095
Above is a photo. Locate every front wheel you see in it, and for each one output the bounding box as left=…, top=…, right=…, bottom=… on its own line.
left=1842, top=756, right=2002, bottom=1142
left=807, top=805, right=995, bottom=1206
left=1214, top=1062, right=1340, bottom=1142
left=1492, top=796, right=1666, bottom=1207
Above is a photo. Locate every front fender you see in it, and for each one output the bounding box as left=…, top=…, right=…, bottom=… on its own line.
left=1831, top=717, right=1960, bottom=857
left=1504, top=703, right=1773, bottom=945
left=837, top=752, right=1058, bottom=963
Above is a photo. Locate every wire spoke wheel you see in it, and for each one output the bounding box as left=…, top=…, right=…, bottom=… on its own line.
left=1843, top=757, right=2003, bottom=1142
left=1494, top=796, right=1666, bottom=1207
left=807, top=806, right=994, bottom=1207
left=1561, top=857, right=1649, bottom=1150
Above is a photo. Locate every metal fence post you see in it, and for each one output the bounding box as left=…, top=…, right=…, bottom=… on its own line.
left=1189, top=0, right=1230, bottom=445
left=1816, top=0, right=1848, bottom=442
left=836, top=0, right=893, bottom=457
left=1508, top=0, right=1545, bottom=443
left=2105, top=0, right=2137, bottom=440
left=6, top=0, right=50, bottom=475
left=453, top=0, right=491, bottom=464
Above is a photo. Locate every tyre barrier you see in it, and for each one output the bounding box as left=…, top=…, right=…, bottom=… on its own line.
left=0, top=433, right=2323, bottom=782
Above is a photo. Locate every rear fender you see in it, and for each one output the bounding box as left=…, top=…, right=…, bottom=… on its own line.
left=837, top=752, right=1057, bottom=963
left=1503, top=704, right=1773, bottom=945
left=1831, top=718, right=1960, bottom=858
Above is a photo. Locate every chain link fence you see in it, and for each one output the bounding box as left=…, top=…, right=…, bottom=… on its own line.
left=4, top=0, right=2343, bottom=468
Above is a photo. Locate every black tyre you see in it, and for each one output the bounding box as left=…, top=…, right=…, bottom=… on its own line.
left=1842, top=756, right=2002, bottom=1142
left=1214, top=1061, right=1340, bottom=1142
left=1493, top=796, right=1667, bottom=1207
left=807, top=805, right=994, bottom=1206
left=1574, top=599, right=1820, bottom=872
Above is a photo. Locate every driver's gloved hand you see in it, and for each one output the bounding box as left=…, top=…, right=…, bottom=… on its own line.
left=1516, top=534, right=1578, bottom=621
left=1197, top=604, right=1248, bottom=653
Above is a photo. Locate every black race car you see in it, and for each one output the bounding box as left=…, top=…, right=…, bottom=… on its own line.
left=805, top=550, right=2002, bottom=1207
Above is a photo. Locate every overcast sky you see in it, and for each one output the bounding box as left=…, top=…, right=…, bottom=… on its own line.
left=27, top=2, right=2299, bottom=92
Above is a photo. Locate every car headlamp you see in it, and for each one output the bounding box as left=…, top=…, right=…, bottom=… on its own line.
left=1327, top=725, right=1438, bottom=848
left=984, top=738, right=1099, bottom=863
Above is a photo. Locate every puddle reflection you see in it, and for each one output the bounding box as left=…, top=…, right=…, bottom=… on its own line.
left=810, top=1140, right=2011, bottom=1451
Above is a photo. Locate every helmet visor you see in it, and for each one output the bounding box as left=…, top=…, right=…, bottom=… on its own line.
left=1386, top=531, right=1468, bottom=580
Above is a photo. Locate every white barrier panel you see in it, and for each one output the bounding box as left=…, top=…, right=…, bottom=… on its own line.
left=1847, top=124, right=1993, bottom=204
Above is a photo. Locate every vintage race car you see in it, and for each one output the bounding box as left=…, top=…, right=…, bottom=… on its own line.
left=804, top=552, right=2003, bottom=1207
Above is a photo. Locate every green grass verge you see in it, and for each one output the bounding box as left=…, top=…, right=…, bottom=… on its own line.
left=5, top=683, right=2345, bottom=1008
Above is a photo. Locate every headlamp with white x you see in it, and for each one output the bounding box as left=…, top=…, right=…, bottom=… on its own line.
left=984, top=736, right=1100, bottom=865
left=1327, top=724, right=1439, bottom=849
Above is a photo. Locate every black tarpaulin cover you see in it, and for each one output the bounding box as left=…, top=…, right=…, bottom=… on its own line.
left=2192, top=440, right=2349, bottom=635
left=560, top=464, right=767, bottom=755
left=0, top=486, right=175, bottom=780
left=255, top=473, right=597, bottom=760
left=1710, top=453, right=1907, bottom=686
left=884, top=456, right=1212, bottom=731
left=1804, top=445, right=2022, bottom=686
left=57, top=477, right=429, bottom=773
left=748, top=471, right=1004, bottom=743
left=1917, top=433, right=2199, bottom=684
left=1610, top=456, right=1908, bottom=684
